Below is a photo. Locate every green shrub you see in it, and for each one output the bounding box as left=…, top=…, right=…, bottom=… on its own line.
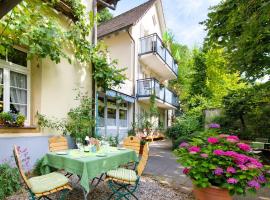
left=0, top=163, right=21, bottom=199
left=166, top=114, right=202, bottom=149
left=32, top=158, right=44, bottom=176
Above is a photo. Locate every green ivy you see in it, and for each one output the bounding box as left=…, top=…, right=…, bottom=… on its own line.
left=0, top=0, right=126, bottom=91
left=92, top=43, right=127, bottom=91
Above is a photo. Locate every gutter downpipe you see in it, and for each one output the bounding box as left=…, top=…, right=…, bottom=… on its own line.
left=127, top=28, right=136, bottom=127
left=92, top=0, right=98, bottom=136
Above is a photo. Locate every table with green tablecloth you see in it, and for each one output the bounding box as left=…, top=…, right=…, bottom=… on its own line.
left=41, top=147, right=138, bottom=195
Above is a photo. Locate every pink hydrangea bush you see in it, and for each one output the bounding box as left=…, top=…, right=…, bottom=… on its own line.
left=175, top=131, right=270, bottom=195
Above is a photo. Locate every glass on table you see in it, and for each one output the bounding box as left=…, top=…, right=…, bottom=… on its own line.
left=76, top=138, right=84, bottom=151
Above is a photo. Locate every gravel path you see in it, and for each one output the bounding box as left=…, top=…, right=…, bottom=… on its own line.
left=7, top=176, right=194, bottom=200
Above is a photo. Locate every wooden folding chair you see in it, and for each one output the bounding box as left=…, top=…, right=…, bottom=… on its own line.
left=48, top=136, right=68, bottom=152
left=123, top=136, right=141, bottom=155
left=106, top=144, right=149, bottom=200
left=13, top=145, right=72, bottom=200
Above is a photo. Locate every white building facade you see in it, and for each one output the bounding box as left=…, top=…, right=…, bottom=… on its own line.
left=97, top=0, right=179, bottom=139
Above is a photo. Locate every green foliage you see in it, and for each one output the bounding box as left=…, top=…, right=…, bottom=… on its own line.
left=189, top=49, right=210, bottom=98
left=0, top=163, right=21, bottom=199
left=128, top=122, right=136, bottom=136
left=221, top=82, right=270, bottom=139
left=0, top=112, right=26, bottom=127
left=149, top=94, right=158, bottom=117
left=175, top=131, right=270, bottom=195
left=66, top=92, right=95, bottom=140
left=166, top=113, right=202, bottom=149
left=32, top=158, right=44, bottom=176
left=92, top=43, right=127, bottom=91
left=203, top=0, right=270, bottom=81
left=107, top=136, right=119, bottom=147
left=0, top=0, right=126, bottom=91
left=97, top=8, right=113, bottom=24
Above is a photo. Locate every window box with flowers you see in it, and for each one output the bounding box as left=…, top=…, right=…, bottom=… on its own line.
left=175, top=128, right=270, bottom=200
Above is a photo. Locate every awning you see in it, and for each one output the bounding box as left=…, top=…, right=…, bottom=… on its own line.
left=106, top=90, right=135, bottom=103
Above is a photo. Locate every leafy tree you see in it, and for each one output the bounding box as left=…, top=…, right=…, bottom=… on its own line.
left=97, top=8, right=113, bottom=24
left=205, top=48, right=247, bottom=106
left=222, top=82, right=270, bottom=136
left=202, top=0, right=270, bottom=81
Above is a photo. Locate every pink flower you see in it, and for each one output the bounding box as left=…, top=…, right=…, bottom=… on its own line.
left=200, top=153, right=208, bottom=158
left=248, top=180, right=260, bottom=189
left=179, top=142, right=189, bottom=148
left=207, top=137, right=219, bottom=144
left=238, top=164, right=248, bottom=171
left=214, top=167, right=223, bottom=176
left=227, top=178, right=238, bottom=184
left=188, top=146, right=200, bottom=154
left=258, top=175, right=267, bottom=183
left=183, top=168, right=190, bottom=174
left=237, top=143, right=251, bottom=152
left=226, top=135, right=239, bottom=143
left=213, top=149, right=224, bottom=156
left=227, top=167, right=236, bottom=174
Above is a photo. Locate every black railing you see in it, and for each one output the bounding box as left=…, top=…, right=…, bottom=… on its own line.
left=137, top=78, right=179, bottom=107
left=139, top=33, right=178, bottom=76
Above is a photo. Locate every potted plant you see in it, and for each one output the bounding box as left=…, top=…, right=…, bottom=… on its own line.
left=175, top=130, right=270, bottom=200
left=0, top=112, right=25, bottom=127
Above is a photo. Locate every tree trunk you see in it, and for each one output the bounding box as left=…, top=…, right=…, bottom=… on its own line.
left=239, top=115, right=246, bottom=133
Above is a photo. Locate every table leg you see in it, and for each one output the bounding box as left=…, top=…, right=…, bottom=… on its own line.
left=83, top=188, right=89, bottom=200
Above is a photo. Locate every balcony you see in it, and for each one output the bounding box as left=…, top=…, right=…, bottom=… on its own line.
left=139, top=33, right=178, bottom=80
left=137, top=78, right=179, bottom=109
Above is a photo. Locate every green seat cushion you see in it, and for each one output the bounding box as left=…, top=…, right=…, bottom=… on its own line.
left=107, top=168, right=138, bottom=182
left=28, top=172, right=69, bottom=194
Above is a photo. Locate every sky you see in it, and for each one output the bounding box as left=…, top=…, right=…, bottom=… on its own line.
left=111, top=0, right=221, bottom=48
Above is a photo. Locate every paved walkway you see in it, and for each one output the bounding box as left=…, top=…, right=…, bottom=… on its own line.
left=144, top=139, right=193, bottom=192
left=144, top=139, right=270, bottom=200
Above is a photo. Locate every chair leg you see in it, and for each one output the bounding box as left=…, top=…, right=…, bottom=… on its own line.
left=59, top=189, right=69, bottom=200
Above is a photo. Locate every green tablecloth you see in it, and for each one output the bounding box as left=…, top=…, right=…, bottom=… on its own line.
left=41, top=147, right=138, bottom=192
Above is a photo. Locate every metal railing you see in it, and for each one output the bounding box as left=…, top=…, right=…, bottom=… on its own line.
left=137, top=78, right=179, bottom=107
left=139, top=33, right=178, bottom=76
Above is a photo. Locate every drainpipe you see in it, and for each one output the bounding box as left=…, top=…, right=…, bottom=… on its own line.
left=92, top=0, right=98, bottom=136
left=127, top=28, right=136, bottom=128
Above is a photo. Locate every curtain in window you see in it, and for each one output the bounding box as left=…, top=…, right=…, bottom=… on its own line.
left=10, top=71, right=27, bottom=116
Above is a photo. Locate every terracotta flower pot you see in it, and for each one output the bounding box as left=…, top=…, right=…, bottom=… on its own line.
left=193, top=186, right=232, bottom=200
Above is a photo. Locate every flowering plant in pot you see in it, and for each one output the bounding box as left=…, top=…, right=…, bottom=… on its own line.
left=175, top=130, right=270, bottom=200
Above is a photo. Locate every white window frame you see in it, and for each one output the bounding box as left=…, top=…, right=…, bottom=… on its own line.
left=0, top=49, right=31, bottom=126
left=119, top=102, right=128, bottom=128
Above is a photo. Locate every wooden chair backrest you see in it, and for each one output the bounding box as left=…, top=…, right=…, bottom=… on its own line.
left=123, top=136, right=141, bottom=154
left=137, top=143, right=149, bottom=176
left=13, top=145, right=31, bottom=189
left=49, top=136, right=68, bottom=152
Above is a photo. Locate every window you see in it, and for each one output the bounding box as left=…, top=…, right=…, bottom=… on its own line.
left=107, top=99, right=116, bottom=126
left=98, top=97, right=105, bottom=127
left=0, top=48, right=29, bottom=121
left=119, top=102, right=128, bottom=127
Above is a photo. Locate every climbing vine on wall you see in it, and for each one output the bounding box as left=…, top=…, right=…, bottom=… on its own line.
left=0, top=0, right=126, bottom=90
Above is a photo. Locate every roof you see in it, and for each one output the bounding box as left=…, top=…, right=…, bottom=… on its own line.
left=97, top=0, right=121, bottom=11
left=98, top=0, right=157, bottom=38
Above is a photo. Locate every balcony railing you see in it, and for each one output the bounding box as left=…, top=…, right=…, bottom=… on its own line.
left=139, top=33, right=178, bottom=76
left=137, top=78, right=179, bottom=108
